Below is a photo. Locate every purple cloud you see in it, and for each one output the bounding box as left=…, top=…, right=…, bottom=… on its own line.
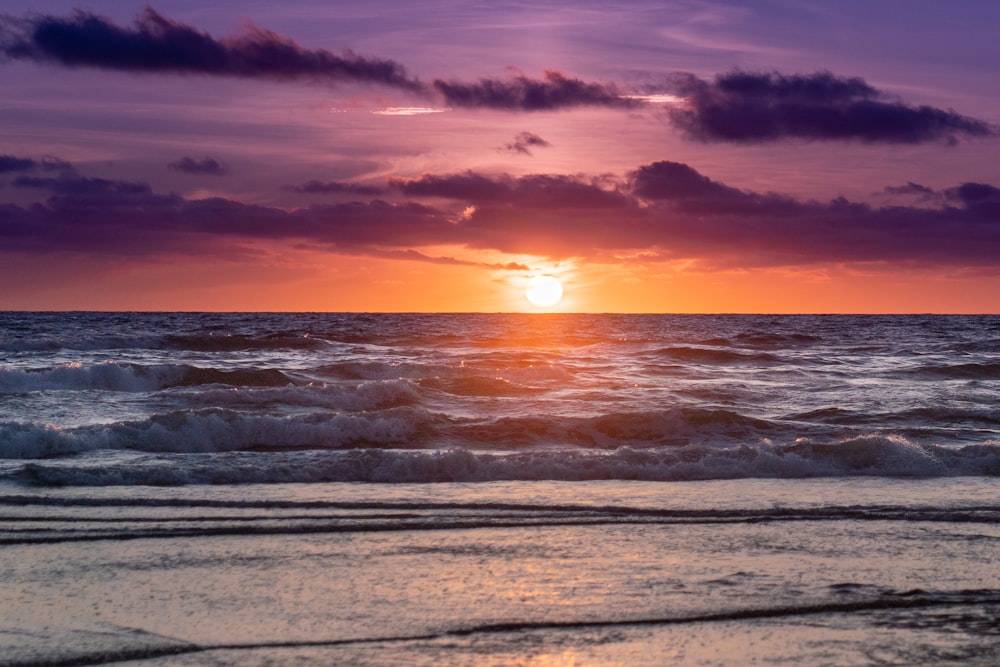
left=5, top=161, right=1000, bottom=271
left=668, top=70, right=997, bottom=144
left=168, top=156, right=229, bottom=176
left=884, top=182, right=937, bottom=197
left=394, top=162, right=1000, bottom=267
left=433, top=70, right=639, bottom=111
left=284, top=180, right=385, bottom=197
left=0, top=7, right=423, bottom=91
left=0, top=155, right=37, bottom=173
left=503, top=131, right=551, bottom=155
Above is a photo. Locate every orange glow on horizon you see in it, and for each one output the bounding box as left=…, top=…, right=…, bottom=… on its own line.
left=2, top=248, right=999, bottom=313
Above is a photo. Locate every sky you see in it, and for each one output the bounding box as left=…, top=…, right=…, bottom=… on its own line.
left=1, top=0, right=999, bottom=312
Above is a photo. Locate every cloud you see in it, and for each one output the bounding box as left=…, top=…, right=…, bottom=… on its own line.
left=0, top=155, right=73, bottom=174
left=390, top=172, right=514, bottom=201
left=353, top=247, right=529, bottom=271
left=393, top=172, right=630, bottom=210
left=0, top=155, right=37, bottom=173
left=433, top=70, right=639, bottom=111
left=884, top=182, right=937, bottom=197
left=168, top=156, right=229, bottom=176
left=667, top=70, right=997, bottom=144
left=631, top=160, right=745, bottom=203
left=6, top=160, right=1000, bottom=272
left=945, top=182, right=1000, bottom=217
left=392, top=162, right=1000, bottom=268
left=0, top=7, right=423, bottom=91
left=284, top=180, right=385, bottom=196
left=0, top=170, right=458, bottom=257
left=13, top=174, right=153, bottom=196
left=503, top=131, right=551, bottom=155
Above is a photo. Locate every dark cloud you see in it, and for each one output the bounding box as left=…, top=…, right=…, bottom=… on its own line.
left=503, top=131, right=551, bottom=155
left=631, top=160, right=743, bottom=202
left=433, top=70, right=639, bottom=111
left=168, top=156, right=229, bottom=176
left=4, top=163, right=1000, bottom=271
left=0, top=7, right=423, bottom=91
left=13, top=174, right=153, bottom=196
left=390, top=163, right=1000, bottom=267
left=0, top=155, right=71, bottom=174
left=284, top=180, right=384, bottom=196
left=0, top=171, right=457, bottom=257
left=390, top=172, right=514, bottom=201
left=946, top=182, right=1000, bottom=204
left=945, top=182, right=1000, bottom=217
left=668, top=70, right=997, bottom=144
left=885, top=182, right=937, bottom=197
left=394, top=172, right=629, bottom=210
left=0, top=155, right=36, bottom=173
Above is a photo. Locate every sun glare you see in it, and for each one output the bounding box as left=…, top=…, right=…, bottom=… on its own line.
left=525, top=275, right=564, bottom=308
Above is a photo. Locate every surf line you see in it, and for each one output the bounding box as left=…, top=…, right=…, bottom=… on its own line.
left=22, top=590, right=1000, bottom=667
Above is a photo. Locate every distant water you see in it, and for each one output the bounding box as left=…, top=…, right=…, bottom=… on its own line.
left=2, top=313, right=999, bottom=665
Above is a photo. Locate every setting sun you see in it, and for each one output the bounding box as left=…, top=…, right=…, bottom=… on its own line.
left=525, top=275, right=564, bottom=308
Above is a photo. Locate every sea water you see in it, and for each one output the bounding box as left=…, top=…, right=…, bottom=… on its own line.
left=1, top=313, right=998, bottom=665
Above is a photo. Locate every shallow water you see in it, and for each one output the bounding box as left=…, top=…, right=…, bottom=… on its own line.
left=3, top=479, right=999, bottom=666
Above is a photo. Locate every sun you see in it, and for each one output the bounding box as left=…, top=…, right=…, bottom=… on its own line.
left=525, top=275, right=564, bottom=308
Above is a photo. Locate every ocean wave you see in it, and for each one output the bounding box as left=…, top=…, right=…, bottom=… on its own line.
left=0, top=331, right=331, bottom=354
left=0, top=406, right=434, bottom=459
left=0, top=334, right=165, bottom=353
left=10, top=436, right=1000, bottom=486
left=162, top=333, right=329, bottom=352
left=185, top=379, right=422, bottom=411
left=655, top=346, right=779, bottom=364
left=732, top=332, right=823, bottom=348
left=419, top=376, right=546, bottom=397
left=0, top=362, right=299, bottom=393
left=783, top=406, right=1000, bottom=427
left=441, top=407, right=781, bottom=449
left=900, top=362, right=1000, bottom=380
left=0, top=362, right=176, bottom=393
left=0, top=405, right=779, bottom=459
left=314, top=360, right=574, bottom=383
left=315, top=361, right=459, bottom=381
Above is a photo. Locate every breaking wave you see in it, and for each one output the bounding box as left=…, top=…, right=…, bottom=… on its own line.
left=10, top=436, right=1000, bottom=486
left=0, top=362, right=299, bottom=393
left=0, top=406, right=435, bottom=458
left=0, top=405, right=793, bottom=460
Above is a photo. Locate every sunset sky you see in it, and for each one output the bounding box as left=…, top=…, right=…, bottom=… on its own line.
left=1, top=1, right=998, bottom=312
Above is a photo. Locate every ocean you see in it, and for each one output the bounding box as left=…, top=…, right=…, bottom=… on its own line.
left=1, top=312, right=998, bottom=665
